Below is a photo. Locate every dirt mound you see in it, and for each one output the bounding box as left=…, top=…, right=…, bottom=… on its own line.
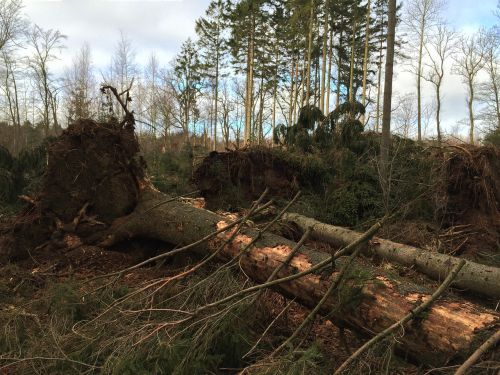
left=193, top=148, right=300, bottom=210
left=435, top=145, right=500, bottom=259
left=1, top=119, right=146, bottom=261
left=194, top=144, right=499, bottom=263
left=437, top=145, right=499, bottom=222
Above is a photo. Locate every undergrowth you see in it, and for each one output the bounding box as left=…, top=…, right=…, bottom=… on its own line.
left=0, top=263, right=330, bottom=374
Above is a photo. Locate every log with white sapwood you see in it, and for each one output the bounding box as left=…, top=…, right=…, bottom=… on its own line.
left=96, top=187, right=499, bottom=365
left=283, top=212, right=500, bottom=298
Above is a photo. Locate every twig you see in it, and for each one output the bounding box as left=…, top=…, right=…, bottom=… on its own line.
left=192, top=219, right=383, bottom=317
left=454, top=329, right=500, bottom=375
left=334, top=259, right=466, bottom=375
left=256, top=227, right=311, bottom=297
left=270, top=217, right=383, bottom=357
left=226, top=191, right=302, bottom=267
left=101, top=84, right=133, bottom=123
left=0, top=356, right=101, bottom=371
left=242, top=297, right=297, bottom=359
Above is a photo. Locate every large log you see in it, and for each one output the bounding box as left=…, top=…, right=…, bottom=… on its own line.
left=99, top=187, right=499, bottom=366
left=283, top=213, right=500, bottom=299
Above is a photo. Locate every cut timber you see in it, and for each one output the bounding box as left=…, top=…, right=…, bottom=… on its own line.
left=283, top=212, right=500, bottom=299
left=100, top=187, right=499, bottom=365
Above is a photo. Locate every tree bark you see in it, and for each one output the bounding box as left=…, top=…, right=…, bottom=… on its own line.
left=320, top=8, right=328, bottom=113
left=360, top=0, right=371, bottom=126
left=468, top=80, right=475, bottom=144
left=326, top=28, right=333, bottom=115
left=380, top=0, right=396, bottom=202
left=417, top=13, right=425, bottom=142
left=305, top=0, right=315, bottom=106
left=283, top=212, right=500, bottom=298
left=244, top=9, right=255, bottom=145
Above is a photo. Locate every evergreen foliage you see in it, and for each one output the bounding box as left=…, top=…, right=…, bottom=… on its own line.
left=0, top=139, right=52, bottom=204
left=274, top=101, right=365, bottom=151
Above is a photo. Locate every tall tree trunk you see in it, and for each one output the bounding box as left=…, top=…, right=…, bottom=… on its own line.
left=213, top=48, right=220, bottom=151
left=50, top=92, right=59, bottom=136
left=258, top=76, right=264, bottom=145
left=314, top=33, right=320, bottom=107
left=244, top=11, right=255, bottom=145
left=336, top=28, right=343, bottom=107
left=305, top=0, right=315, bottom=106
left=380, top=0, right=396, bottom=204
left=489, top=63, right=500, bottom=129
left=417, top=14, right=426, bottom=142
left=360, top=0, right=371, bottom=125
left=272, top=50, right=279, bottom=145
left=326, top=28, right=333, bottom=115
left=320, top=10, right=329, bottom=114
left=293, top=59, right=300, bottom=123
left=375, top=27, right=384, bottom=132
left=436, top=85, right=442, bottom=145
left=348, top=19, right=358, bottom=103
left=468, top=80, right=475, bottom=144
left=288, top=56, right=295, bottom=126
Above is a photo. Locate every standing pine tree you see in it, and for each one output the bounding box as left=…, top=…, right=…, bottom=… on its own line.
left=196, top=0, right=230, bottom=150
left=171, top=38, right=202, bottom=143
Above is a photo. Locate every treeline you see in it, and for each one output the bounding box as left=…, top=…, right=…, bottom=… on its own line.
left=0, top=0, right=499, bottom=155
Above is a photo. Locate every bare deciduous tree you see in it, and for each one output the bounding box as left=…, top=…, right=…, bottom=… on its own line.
left=423, top=24, right=456, bottom=145
left=1, top=50, right=22, bottom=153
left=404, top=0, right=446, bottom=142
left=452, top=33, right=486, bottom=144
left=477, top=29, right=500, bottom=132
left=26, top=24, right=66, bottom=136
left=64, top=42, right=95, bottom=123
left=0, top=0, right=23, bottom=52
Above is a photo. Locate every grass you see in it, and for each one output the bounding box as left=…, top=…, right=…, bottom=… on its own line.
left=0, top=261, right=330, bottom=375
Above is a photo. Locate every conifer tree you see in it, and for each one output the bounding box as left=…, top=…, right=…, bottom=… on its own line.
left=196, top=0, right=230, bottom=150
left=172, top=38, right=202, bottom=143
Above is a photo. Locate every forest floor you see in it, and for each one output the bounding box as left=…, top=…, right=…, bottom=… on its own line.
left=0, top=230, right=422, bottom=374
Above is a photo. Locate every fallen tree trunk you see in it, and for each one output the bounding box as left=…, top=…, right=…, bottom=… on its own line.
left=283, top=212, right=500, bottom=299
left=4, top=117, right=498, bottom=367
left=99, top=187, right=499, bottom=365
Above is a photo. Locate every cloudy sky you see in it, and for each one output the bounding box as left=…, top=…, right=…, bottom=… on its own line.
left=23, top=0, right=499, bottom=136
